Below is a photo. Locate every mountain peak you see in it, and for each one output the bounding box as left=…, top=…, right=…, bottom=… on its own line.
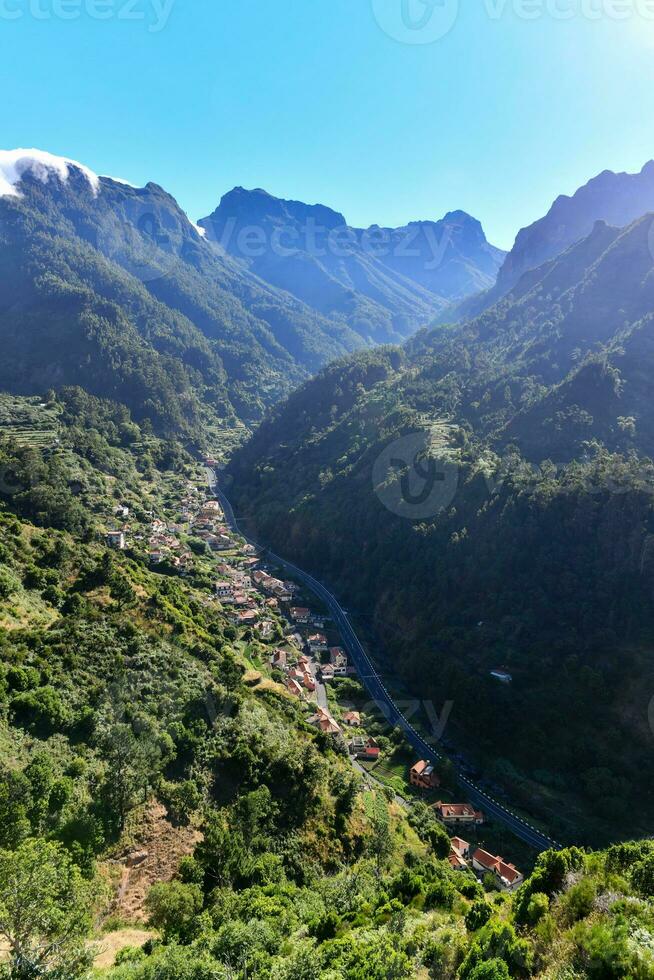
left=0, top=148, right=100, bottom=199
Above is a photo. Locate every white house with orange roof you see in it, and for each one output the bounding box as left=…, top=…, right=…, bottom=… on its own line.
left=472, top=848, right=524, bottom=891
left=434, top=802, right=485, bottom=828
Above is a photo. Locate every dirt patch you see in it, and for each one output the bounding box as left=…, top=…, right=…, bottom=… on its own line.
left=93, top=928, right=156, bottom=969
left=104, top=800, right=202, bottom=923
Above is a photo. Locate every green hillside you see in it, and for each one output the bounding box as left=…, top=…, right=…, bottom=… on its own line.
left=227, top=218, right=654, bottom=845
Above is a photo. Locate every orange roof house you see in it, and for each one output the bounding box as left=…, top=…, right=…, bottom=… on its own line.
left=409, top=760, right=440, bottom=790
left=471, top=848, right=524, bottom=890
left=434, top=802, right=484, bottom=826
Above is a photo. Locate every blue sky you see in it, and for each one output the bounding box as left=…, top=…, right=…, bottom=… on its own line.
left=1, top=0, right=653, bottom=248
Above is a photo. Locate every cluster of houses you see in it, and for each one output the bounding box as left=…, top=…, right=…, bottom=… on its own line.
left=107, top=478, right=527, bottom=894
left=147, top=516, right=194, bottom=570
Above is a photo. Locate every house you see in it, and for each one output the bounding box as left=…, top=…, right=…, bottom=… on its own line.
left=289, top=667, right=305, bottom=683
left=349, top=736, right=380, bottom=761
left=450, top=837, right=470, bottom=860
left=208, top=534, right=233, bottom=552
left=320, top=664, right=335, bottom=682
left=215, top=582, right=233, bottom=599
left=449, top=838, right=470, bottom=871
left=409, top=760, right=440, bottom=790
left=434, top=802, right=484, bottom=828
left=342, top=710, right=361, bottom=727
left=115, top=505, right=130, bottom=519
left=490, top=668, right=513, bottom=684
left=308, top=633, right=328, bottom=654
left=237, top=610, right=257, bottom=626
left=270, top=649, right=287, bottom=669
left=308, top=707, right=341, bottom=735
left=329, top=647, right=346, bottom=664
left=148, top=550, right=164, bottom=565
left=286, top=678, right=303, bottom=698
left=471, top=849, right=524, bottom=891
left=290, top=607, right=310, bottom=624
left=106, top=530, right=126, bottom=550
left=302, top=672, right=316, bottom=693
left=449, top=851, right=469, bottom=871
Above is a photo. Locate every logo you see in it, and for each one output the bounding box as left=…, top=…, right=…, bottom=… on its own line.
left=371, top=0, right=459, bottom=44
left=96, top=201, right=186, bottom=284
left=372, top=431, right=459, bottom=519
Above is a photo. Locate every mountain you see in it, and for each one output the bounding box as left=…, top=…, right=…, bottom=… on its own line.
left=0, top=149, right=370, bottom=438
left=446, top=160, right=654, bottom=322
left=199, top=188, right=505, bottom=343
left=228, top=214, right=654, bottom=842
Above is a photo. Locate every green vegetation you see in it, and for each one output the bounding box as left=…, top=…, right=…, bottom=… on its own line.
left=1, top=393, right=654, bottom=978
left=229, top=216, right=654, bottom=844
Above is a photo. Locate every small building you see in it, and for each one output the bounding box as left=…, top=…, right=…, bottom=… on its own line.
left=308, top=707, right=341, bottom=735
left=329, top=646, right=346, bottom=664
left=342, top=710, right=361, bottom=727
left=290, top=607, right=311, bottom=624
left=450, top=837, right=470, bottom=859
left=270, top=649, right=287, bottom=670
left=320, top=664, right=335, bottom=682
left=349, top=736, right=380, bottom=761
left=106, top=530, right=126, bottom=550
left=409, top=760, right=440, bottom=790
left=115, top=505, right=130, bottom=519
left=308, top=633, right=328, bottom=653
left=215, top=582, right=233, bottom=599
left=302, top=672, right=316, bottom=693
left=434, top=802, right=485, bottom=828
left=286, top=678, right=304, bottom=698
left=449, top=846, right=469, bottom=872
left=471, top=848, right=524, bottom=891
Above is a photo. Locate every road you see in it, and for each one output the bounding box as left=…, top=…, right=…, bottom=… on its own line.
left=208, top=469, right=561, bottom=853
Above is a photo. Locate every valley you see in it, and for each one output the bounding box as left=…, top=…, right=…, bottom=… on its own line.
left=3, top=147, right=654, bottom=978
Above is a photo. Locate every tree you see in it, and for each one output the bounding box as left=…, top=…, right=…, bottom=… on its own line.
left=465, top=900, right=492, bottom=932
left=467, top=960, right=510, bottom=980
left=97, top=716, right=161, bottom=832
left=0, top=838, right=97, bottom=979
left=367, top=794, right=394, bottom=877
left=145, top=881, right=203, bottom=943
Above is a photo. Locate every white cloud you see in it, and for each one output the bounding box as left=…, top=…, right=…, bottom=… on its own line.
left=100, top=174, right=139, bottom=188
left=0, top=148, right=101, bottom=199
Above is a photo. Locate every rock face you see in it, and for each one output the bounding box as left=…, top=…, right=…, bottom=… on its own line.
left=199, top=189, right=506, bottom=342
left=443, top=160, right=654, bottom=324
left=496, top=161, right=654, bottom=295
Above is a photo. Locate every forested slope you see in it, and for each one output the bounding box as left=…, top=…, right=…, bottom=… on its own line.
left=228, top=216, right=654, bottom=842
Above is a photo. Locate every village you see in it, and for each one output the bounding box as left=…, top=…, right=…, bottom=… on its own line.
left=105, top=469, right=524, bottom=893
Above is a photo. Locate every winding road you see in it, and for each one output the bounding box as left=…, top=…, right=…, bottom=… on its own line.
left=208, top=469, right=561, bottom=853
